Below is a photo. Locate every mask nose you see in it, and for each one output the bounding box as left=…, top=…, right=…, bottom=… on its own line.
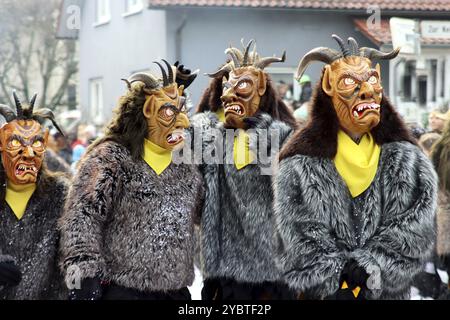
left=22, top=146, right=35, bottom=160
left=221, top=87, right=237, bottom=105
left=359, top=82, right=374, bottom=101
left=175, top=113, right=190, bottom=129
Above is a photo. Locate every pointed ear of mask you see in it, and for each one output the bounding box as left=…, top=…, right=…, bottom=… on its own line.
left=143, top=95, right=155, bottom=119
left=257, top=70, right=267, bottom=96
left=322, top=65, right=334, bottom=97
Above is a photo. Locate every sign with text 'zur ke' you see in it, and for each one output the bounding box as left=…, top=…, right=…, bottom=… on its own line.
left=421, top=21, right=450, bottom=39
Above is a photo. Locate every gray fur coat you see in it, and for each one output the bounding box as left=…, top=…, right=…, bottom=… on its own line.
left=0, top=175, right=68, bottom=300
left=191, top=112, right=292, bottom=283
left=274, top=141, right=437, bottom=299
left=59, top=140, right=204, bottom=292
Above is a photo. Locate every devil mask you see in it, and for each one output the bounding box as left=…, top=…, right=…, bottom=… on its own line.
left=296, top=34, right=400, bottom=139
left=124, top=60, right=190, bottom=151
left=0, top=92, right=64, bottom=184
left=208, top=40, right=286, bottom=129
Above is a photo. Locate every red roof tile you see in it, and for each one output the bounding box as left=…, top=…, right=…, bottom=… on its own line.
left=354, top=18, right=450, bottom=46
left=148, top=0, right=450, bottom=12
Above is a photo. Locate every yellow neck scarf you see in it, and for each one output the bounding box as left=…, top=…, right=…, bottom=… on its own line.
left=233, top=130, right=256, bottom=170
left=5, top=181, right=36, bottom=220
left=215, top=107, right=225, bottom=122
left=333, top=130, right=381, bottom=198
left=142, top=139, right=172, bottom=175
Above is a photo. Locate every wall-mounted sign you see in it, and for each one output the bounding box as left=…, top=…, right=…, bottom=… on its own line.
left=421, top=21, right=450, bottom=39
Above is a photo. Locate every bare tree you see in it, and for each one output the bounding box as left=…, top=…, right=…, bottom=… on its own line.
left=0, top=0, right=78, bottom=110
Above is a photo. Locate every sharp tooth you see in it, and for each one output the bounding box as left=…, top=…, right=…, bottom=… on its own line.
left=353, top=111, right=359, bottom=118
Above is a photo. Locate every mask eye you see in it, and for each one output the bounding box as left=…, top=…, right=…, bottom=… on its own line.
left=165, top=108, right=174, bottom=117
left=10, top=139, right=21, bottom=148
left=238, top=81, right=249, bottom=90
left=159, top=105, right=176, bottom=121
left=368, top=75, right=378, bottom=85
left=32, top=140, right=43, bottom=148
left=344, top=77, right=356, bottom=86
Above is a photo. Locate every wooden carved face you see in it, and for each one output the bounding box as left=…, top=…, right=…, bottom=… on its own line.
left=0, top=120, right=48, bottom=184
left=322, top=56, right=383, bottom=137
left=221, top=67, right=267, bottom=129
left=143, top=83, right=189, bottom=150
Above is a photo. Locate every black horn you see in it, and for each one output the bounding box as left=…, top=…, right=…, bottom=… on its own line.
left=332, top=34, right=351, bottom=57
left=161, top=59, right=174, bottom=84
left=154, top=61, right=169, bottom=86
left=13, top=91, right=23, bottom=119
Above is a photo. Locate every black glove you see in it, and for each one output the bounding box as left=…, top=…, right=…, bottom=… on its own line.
left=174, top=61, right=198, bottom=89
left=68, top=277, right=103, bottom=300
left=341, top=259, right=369, bottom=290
left=0, top=261, right=22, bottom=287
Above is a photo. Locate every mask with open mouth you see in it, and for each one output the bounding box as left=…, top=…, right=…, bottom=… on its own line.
left=126, top=60, right=190, bottom=151
left=207, top=39, right=286, bottom=129
left=295, top=34, right=400, bottom=139
left=0, top=92, right=63, bottom=185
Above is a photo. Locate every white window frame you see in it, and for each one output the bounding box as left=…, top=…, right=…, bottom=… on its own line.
left=123, top=0, right=143, bottom=17
left=89, top=78, right=104, bottom=125
left=94, top=0, right=111, bottom=26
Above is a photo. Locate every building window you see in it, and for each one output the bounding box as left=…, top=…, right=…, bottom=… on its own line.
left=124, top=0, right=143, bottom=15
left=95, top=0, right=111, bottom=25
left=90, top=79, right=104, bottom=125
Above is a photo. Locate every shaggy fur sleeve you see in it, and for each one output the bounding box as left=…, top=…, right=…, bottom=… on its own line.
left=274, top=156, right=347, bottom=298
left=59, top=142, right=121, bottom=281
left=351, top=142, right=438, bottom=298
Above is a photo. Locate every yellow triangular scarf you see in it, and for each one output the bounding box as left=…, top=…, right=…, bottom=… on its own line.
left=341, top=281, right=362, bottom=298
left=142, top=139, right=172, bottom=175
left=333, top=130, right=381, bottom=198
left=233, top=130, right=256, bottom=170
left=5, top=182, right=36, bottom=220
left=215, top=107, right=225, bottom=122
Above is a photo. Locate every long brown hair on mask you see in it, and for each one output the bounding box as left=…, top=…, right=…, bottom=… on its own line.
left=196, top=77, right=224, bottom=113
left=196, top=74, right=297, bottom=129
left=279, top=71, right=415, bottom=161
left=85, top=81, right=148, bottom=162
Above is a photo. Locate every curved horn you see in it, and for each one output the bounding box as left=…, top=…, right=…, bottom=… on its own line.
left=206, top=62, right=233, bottom=79
left=154, top=61, right=169, bottom=86
left=242, top=39, right=254, bottom=66
left=225, top=46, right=241, bottom=68
left=359, top=47, right=401, bottom=60
left=13, top=91, right=23, bottom=119
left=161, top=59, right=174, bottom=84
left=347, top=37, right=359, bottom=56
left=128, top=72, right=160, bottom=89
left=255, top=50, right=286, bottom=70
left=332, top=34, right=351, bottom=57
left=0, top=104, right=17, bottom=122
left=29, top=93, right=37, bottom=114
left=32, top=108, right=65, bottom=136
left=295, top=47, right=341, bottom=80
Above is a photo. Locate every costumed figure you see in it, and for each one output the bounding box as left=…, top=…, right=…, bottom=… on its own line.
left=0, top=92, right=67, bottom=299
left=59, top=60, right=204, bottom=300
left=274, top=35, right=438, bottom=300
left=192, top=40, right=297, bottom=300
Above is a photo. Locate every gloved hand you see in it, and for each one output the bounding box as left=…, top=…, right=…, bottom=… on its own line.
left=341, top=259, right=369, bottom=290
left=174, top=61, right=198, bottom=89
left=68, top=277, right=103, bottom=300
left=0, top=261, right=22, bottom=287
